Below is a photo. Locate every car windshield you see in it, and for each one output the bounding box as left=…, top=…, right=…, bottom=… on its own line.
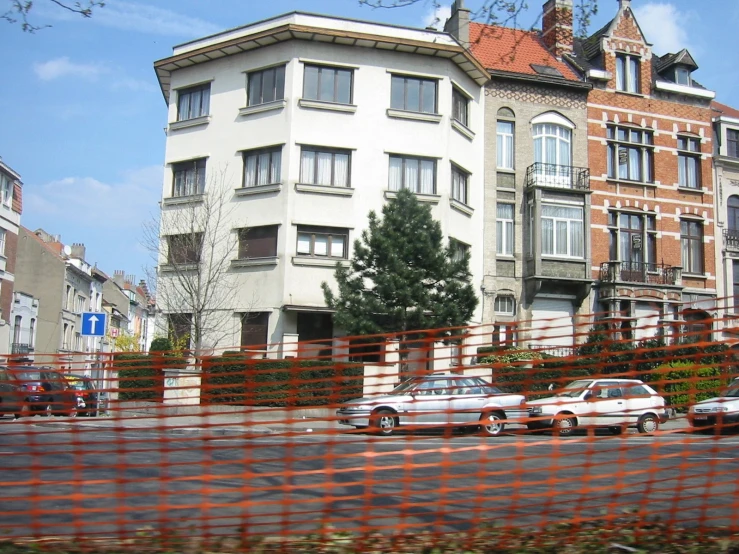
left=66, top=377, right=92, bottom=391
left=391, top=379, right=422, bottom=394
left=558, top=380, right=594, bottom=398
left=720, top=384, right=739, bottom=398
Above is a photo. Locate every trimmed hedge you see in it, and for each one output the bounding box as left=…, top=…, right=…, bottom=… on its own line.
left=654, top=360, right=725, bottom=412
left=115, top=353, right=162, bottom=401
left=202, top=355, right=364, bottom=407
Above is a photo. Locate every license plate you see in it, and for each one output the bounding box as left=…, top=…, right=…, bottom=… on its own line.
left=693, top=415, right=708, bottom=420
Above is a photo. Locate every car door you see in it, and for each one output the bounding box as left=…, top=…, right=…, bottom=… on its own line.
left=43, top=371, right=68, bottom=411
left=623, top=384, right=653, bottom=424
left=0, top=369, right=20, bottom=414
left=589, top=381, right=627, bottom=426
left=448, top=378, right=488, bottom=424
left=407, top=378, right=451, bottom=425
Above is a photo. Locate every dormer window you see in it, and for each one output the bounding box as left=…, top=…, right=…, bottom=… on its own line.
left=675, top=67, right=691, bottom=86
left=616, top=53, right=640, bottom=94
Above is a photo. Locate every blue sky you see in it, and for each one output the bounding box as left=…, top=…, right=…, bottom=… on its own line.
left=1, top=0, right=737, bottom=284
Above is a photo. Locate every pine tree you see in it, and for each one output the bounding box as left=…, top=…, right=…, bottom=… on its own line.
left=322, top=189, right=478, bottom=341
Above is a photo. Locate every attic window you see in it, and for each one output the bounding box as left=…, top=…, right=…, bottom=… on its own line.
left=531, top=64, right=563, bottom=79
left=675, top=67, right=691, bottom=86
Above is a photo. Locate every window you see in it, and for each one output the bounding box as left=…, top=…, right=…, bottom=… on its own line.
left=241, top=312, right=269, bottom=349
left=177, top=84, right=210, bottom=121
left=247, top=65, right=285, bottom=107
left=496, top=203, right=514, bottom=255
left=451, top=165, right=469, bottom=204
left=729, top=196, right=739, bottom=231
left=608, top=211, right=657, bottom=271
left=607, top=125, right=654, bottom=183
left=0, top=174, right=11, bottom=206
left=492, top=324, right=517, bottom=348
left=172, top=158, right=206, bottom=197
left=733, top=261, right=739, bottom=312
left=542, top=204, right=584, bottom=258
left=728, top=129, right=739, bottom=158
left=678, top=136, right=701, bottom=189
left=390, top=75, right=437, bottom=114
left=243, top=147, right=281, bottom=188
left=388, top=155, right=436, bottom=194
left=168, top=313, right=192, bottom=349
left=303, top=65, right=352, bottom=104
left=681, top=219, right=704, bottom=274
left=238, top=225, right=278, bottom=259
left=75, top=295, right=85, bottom=313
left=29, top=319, right=35, bottom=346
left=533, top=123, right=571, bottom=167
left=167, top=233, right=203, bottom=265
left=452, top=87, right=469, bottom=127
left=13, top=316, right=21, bottom=344
left=497, top=120, right=514, bottom=170
left=494, top=296, right=515, bottom=316
left=0, top=229, right=6, bottom=256
left=300, top=148, right=350, bottom=187
left=450, top=239, right=469, bottom=263
left=297, top=226, right=347, bottom=259
left=675, top=67, right=691, bottom=86
left=616, top=53, right=640, bottom=93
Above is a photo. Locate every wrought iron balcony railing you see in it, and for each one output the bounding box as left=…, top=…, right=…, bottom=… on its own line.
left=525, top=163, right=590, bottom=190
left=599, top=261, right=680, bottom=285
left=724, top=228, right=739, bottom=251
left=11, top=343, right=33, bottom=355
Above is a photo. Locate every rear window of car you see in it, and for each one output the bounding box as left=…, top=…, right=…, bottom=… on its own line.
left=10, top=371, right=43, bottom=381
left=66, top=377, right=93, bottom=390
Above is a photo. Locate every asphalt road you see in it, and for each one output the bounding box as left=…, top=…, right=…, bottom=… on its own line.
left=1, top=422, right=737, bottom=539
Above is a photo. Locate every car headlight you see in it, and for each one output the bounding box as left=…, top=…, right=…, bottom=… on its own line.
left=344, top=405, right=365, bottom=411
left=712, top=407, right=729, bottom=412
left=529, top=406, right=542, bottom=414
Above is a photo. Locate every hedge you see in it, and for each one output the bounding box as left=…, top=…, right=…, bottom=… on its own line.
left=201, top=355, right=364, bottom=407
left=114, top=353, right=162, bottom=401
left=653, top=360, right=725, bottom=412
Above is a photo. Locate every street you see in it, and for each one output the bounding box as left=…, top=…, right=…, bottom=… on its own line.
left=1, top=421, right=738, bottom=539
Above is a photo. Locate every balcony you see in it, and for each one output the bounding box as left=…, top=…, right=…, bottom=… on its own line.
left=11, top=343, right=33, bottom=355
left=724, top=228, right=739, bottom=252
left=599, top=261, right=681, bottom=286
left=525, top=163, right=590, bottom=191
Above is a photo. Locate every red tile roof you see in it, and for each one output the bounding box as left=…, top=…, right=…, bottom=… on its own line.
left=712, top=100, right=739, bottom=119
left=469, top=22, right=579, bottom=82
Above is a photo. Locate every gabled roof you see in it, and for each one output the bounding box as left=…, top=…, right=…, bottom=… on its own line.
left=580, top=19, right=612, bottom=61
left=655, top=49, right=698, bottom=73
left=468, top=22, right=580, bottom=83
left=712, top=101, right=739, bottom=120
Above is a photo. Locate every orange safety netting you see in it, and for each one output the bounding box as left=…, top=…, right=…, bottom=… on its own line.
left=2, top=306, right=739, bottom=546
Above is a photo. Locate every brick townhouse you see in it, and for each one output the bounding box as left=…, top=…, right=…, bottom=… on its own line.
left=565, top=0, right=717, bottom=342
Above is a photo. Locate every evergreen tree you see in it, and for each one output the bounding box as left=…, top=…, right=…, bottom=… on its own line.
left=322, top=189, right=478, bottom=340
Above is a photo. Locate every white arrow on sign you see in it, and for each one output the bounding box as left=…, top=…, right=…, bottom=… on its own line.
left=89, top=315, right=99, bottom=334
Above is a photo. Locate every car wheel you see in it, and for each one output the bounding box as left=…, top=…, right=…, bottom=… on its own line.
left=552, top=414, right=575, bottom=436
left=43, top=401, right=54, bottom=417
left=480, top=412, right=505, bottom=437
left=609, top=425, right=625, bottom=435
left=14, top=403, right=30, bottom=419
left=637, top=414, right=659, bottom=434
left=371, top=409, right=397, bottom=436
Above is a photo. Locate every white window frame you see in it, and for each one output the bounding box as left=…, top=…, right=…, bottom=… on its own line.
left=177, top=83, right=210, bottom=121
left=541, top=204, right=584, bottom=259
left=497, top=120, right=514, bottom=170
left=299, top=147, right=351, bottom=187
left=616, top=53, right=640, bottom=93
left=388, top=155, right=436, bottom=194
left=0, top=229, right=6, bottom=257
left=607, top=125, right=654, bottom=183
left=0, top=174, right=11, bottom=207
left=494, top=296, right=516, bottom=316
left=451, top=164, right=469, bottom=204
left=243, top=147, right=282, bottom=188
left=296, top=226, right=348, bottom=259
left=450, top=239, right=469, bottom=263
left=452, top=87, right=469, bottom=127
left=496, top=203, right=514, bottom=256
left=675, top=67, right=691, bottom=86
left=677, top=136, right=701, bottom=189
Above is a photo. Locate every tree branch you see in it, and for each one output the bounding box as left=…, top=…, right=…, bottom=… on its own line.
left=2, top=0, right=104, bottom=32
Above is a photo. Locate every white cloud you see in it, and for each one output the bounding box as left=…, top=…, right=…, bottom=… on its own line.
left=422, top=5, right=452, bottom=30
left=111, top=77, right=158, bottom=93
left=633, top=3, right=694, bottom=54
left=39, top=0, right=220, bottom=37
left=33, top=57, right=109, bottom=81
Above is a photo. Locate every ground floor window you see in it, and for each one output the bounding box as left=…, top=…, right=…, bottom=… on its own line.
left=241, top=312, right=269, bottom=349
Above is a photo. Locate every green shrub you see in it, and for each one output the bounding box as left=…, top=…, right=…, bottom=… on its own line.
left=201, top=357, right=364, bottom=407
left=114, top=353, right=162, bottom=401
left=149, top=337, right=172, bottom=353
left=653, top=360, right=725, bottom=412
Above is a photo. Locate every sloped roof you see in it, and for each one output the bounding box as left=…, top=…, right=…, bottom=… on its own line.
left=469, top=22, right=580, bottom=82
left=580, top=18, right=612, bottom=60
left=656, top=49, right=698, bottom=73
left=712, top=100, right=739, bottom=119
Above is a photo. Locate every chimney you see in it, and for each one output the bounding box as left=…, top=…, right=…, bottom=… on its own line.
left=541, top=0, right=573, bottom=58
left=618, top=0, right=631, bottom=8
left=443, top=0, right=470, bottom=49
left=113, top=270, right=125, bottom=287
left=70, top=243, right=86, bottom=260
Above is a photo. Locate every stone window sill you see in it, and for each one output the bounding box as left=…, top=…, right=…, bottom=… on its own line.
left=386, top=109, right=442, bottom=124
left=450, top=198, right=473, bottom=216
left=160, top=263, right=198, bottom=272
left=234, top=183, right=282, bottom=197
left=295, top=183, right=354, bottom=196
left=292, top=257, right=349, bottom=268
left=298, top=99, right=357, bottom=113
left=231, top=257, right=278, bottom=268
left=677, top=186, right=704, bottom=193
left=384, top=190, right=440, bottom=204
left=239, top=99, right=287, bottom=117
left=169, top=115, right=211, bottom=131
left=451, top=119, right=475, bottom=140
left=162, top=194, right=205, bottom=206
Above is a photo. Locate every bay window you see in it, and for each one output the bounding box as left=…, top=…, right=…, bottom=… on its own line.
left=541, top=204, right=583, bottom=258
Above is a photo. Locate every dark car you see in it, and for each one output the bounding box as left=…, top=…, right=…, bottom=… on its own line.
left=63, top=374, right=99, bottom=417
left=0, top=367, right=24, bottom=417
left=5, top=367, right=78, bottom=418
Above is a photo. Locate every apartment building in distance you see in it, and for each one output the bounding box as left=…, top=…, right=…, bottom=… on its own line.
left=565, top=0, right=717, bottom=342
left=0, top=157, right=23, bottom=356
left=153, top=11, right=487, bottom=356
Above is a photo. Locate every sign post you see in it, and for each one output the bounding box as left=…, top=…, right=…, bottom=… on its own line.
left=81, top=312, right=107, bottom=337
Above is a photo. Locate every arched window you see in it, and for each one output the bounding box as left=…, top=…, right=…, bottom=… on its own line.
left=532, top=112, right=573, bottom=168
left=497, top=107, right=515, bottom=170
left=728, top=195, right=739, bottom=231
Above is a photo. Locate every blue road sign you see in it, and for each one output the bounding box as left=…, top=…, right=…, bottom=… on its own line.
left=81, top=312, right=107, bottom=337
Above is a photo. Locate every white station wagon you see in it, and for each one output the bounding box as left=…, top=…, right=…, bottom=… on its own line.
left=526, top=378, right=669, bottom=435
left=336, top=374, right=527, bottom=436
left=688, top=377, right=739, bottom=430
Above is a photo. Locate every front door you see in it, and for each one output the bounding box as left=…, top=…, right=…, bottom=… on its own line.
left=448, top=378, right=488, bottom=424
left=407, top=378, right=451, bottom=426
left=586, top=382, right=627, bottom=426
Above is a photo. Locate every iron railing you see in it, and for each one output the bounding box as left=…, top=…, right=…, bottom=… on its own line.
left=599, top=261, right=680, bottom=285
left=525, top=163, right=590, bottom=190
left=11, top=343, right=33, bottom=355
left=724, top=228, right=739, bottom=251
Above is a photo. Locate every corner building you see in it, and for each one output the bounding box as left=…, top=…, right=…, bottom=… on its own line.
left=153, top=12, right=487, bottom=355
left=567, top=0, right=717, bottom=341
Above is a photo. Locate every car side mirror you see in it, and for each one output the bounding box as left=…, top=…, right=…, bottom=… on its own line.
left=584, top=391, right=593, bottom=401
left=548, top=383, right=554, bottom=391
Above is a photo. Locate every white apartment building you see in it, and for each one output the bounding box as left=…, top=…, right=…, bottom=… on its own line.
left=153, top=12, right=487, bottom=355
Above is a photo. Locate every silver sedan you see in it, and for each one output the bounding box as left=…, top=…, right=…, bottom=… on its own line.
left=336, top=374, right=527, bottom=436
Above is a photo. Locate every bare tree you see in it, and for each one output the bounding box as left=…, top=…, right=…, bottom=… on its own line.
left=144, top=166, right=255, bottom=354
left=358, top=0, right=599, bottom=38
left=2, top=0, right=105, bottom=32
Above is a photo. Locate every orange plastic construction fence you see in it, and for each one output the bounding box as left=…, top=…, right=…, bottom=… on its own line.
left=1, top=308, right=739, bottom=546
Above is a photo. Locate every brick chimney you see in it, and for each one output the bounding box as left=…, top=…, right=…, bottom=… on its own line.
left=541, top=0, right=573, bottom=58
left=444, top=0, right=471, bottom=49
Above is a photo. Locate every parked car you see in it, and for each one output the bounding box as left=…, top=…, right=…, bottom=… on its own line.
left=526, top=378, right=668, bottom=435
left=6, top=367, right=79, bottom=418
left=336, top=374, right=528, bottom=436
left=0, top=367, right=24, bottom=417
left=63, top=374, right=99, bottom=417
left=688, top=377, right=739, bottom=430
